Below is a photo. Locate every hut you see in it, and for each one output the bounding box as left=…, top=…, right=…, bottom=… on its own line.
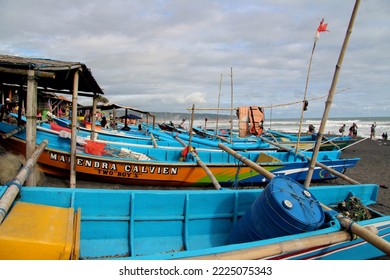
left=0, top=54, right=104, bottom=187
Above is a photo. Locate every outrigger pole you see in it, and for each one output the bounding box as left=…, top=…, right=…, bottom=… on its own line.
left=304, top=0, right=361, bottom=187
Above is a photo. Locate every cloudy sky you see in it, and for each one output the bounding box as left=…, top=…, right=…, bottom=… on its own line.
left=1, top=0, right=389, bottom=118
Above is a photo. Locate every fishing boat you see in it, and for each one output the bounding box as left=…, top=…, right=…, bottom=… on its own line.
left=0, top=121, right=359, bottom=188
left=265, top=129, right=357, bottom=151
left=1, top=129, right=388, bottom=260
left=1, top=177, right=389, bottom=260
left=154, top=124, right=355, bottom=152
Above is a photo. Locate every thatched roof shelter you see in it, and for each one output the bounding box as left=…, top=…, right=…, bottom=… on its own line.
left=0, top=54, right=103, bottom=96
left=0, top=54, right=104, bottom=188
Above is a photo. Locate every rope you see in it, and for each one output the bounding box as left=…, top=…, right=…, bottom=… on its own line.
left=4, top=180, right=24, bottom=190
left=261, top=88, right=350, bottom=109
left=232, top=162, right=242, bottom=189
left=264, top=179, right=323, bottom=232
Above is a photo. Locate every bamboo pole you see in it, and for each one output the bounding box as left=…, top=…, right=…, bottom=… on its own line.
left=217, top=142, right=390, bottom=256
left=215, top=73, right=223, bottom=137
left=90, top=96, right=98, bottom=142
left=0, top=67, right=55, bottom=78
left=149, top=133, right=158, bottom=148
left=218, top=143, right=275, bottom=179
left=305, top=0, right=361, bottom=187
left=1, top=125, right=26, bottom=139
left=296, top=22, right=320, bottom=154
left=26, top=70, right=38, bottom=186
left=339, top=137, right=368, bottom=151
left=191, top=153, right=222, bottom=190
left=0, top=140, right=48, bottom=224
left=180, top=225, right=378, bottom=260
left=70, top=69, right=80, bottom=188
left=188, top=104, right=195, bottom=148
left=258, top=136, right=360, bottom=185
left=229, top=67, right=233, bottom=143
left=300, top=136, right=341, bottom=152
left=175, top=136, right=222, bottom=190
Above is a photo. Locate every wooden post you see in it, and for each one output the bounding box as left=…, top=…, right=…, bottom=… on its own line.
left=90, top=96, right=98, bottom=141
left=188, top=104, right=195, bottom=148
left=25, top=70, right=38, bottom=186
left=70, top=69, right=80, bottom=188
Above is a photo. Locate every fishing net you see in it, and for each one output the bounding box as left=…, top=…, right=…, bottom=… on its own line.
left=336, top=196, right=372, bottom=221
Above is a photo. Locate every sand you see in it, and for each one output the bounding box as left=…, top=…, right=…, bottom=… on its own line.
left=333, top=138, right=390, bottom=215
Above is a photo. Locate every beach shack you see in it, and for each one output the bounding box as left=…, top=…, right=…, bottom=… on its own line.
left=0, top=54, right=104, bottom=187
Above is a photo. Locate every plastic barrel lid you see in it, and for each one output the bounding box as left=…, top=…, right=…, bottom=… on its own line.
left=265, top=176, right=324, bottom=229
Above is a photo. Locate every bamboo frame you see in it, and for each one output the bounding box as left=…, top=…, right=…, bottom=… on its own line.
left=180, top=226, right=378, bottom=260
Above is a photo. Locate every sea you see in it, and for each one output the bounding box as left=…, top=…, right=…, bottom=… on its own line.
left=189, top=116, right=390, bottom=139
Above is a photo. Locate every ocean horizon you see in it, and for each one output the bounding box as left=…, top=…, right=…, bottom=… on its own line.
left=184, top=116, right=390, bottom=139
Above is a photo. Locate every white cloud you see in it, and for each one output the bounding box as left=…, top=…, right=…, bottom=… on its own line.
left=1, top=0, right=389, bottom=117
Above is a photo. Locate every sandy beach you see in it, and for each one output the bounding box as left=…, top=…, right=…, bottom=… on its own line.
left=334, top=138, right=390, bottom=216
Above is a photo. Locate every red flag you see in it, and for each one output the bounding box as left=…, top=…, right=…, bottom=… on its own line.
left=317, top=18, right=329, bottom=33
left=314, top=18, right=329, bottom=41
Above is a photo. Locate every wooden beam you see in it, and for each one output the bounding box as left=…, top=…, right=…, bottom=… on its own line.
left=0, top=67, right=55, bottom=79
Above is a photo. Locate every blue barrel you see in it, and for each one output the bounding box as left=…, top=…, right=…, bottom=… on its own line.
left=229, top=176, right=325, bottom=244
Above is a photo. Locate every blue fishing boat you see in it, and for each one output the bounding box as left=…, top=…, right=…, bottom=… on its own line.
left=0, top=121, right=359, bottom=187
left=1, top=180, right=389, bottom=260
left=1, top=136, right=388, bottom=260
left=265, top=129, right=356, bottom=151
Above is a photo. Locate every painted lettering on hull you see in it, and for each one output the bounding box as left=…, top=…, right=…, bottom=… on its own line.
left=49, top=152, right=178, bottom=178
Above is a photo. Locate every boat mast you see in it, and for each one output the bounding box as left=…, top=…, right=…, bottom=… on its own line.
left=304, top=0, right=361, bottom=187
left=229, top=67, right=233, bottom=143
left=295, top=21, right=322, bottom=154
left=215, top=73, right=223, bottom=137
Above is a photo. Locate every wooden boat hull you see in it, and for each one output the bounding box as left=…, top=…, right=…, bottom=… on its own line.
left=1, top=184, right=389, bottom=260
left=0, top=130, right=359, bottom=187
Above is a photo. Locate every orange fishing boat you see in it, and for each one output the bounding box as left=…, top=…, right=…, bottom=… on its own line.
left=0, top=121, right=359, bottom=188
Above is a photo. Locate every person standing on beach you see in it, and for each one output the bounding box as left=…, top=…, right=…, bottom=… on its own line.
left=307, top=124, right=315, bottom=134
left=370, top=122, right=377, bottom=140
left=339, top=124, right=346, bottom=136
left=349, top=123, right=358, bottom=138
